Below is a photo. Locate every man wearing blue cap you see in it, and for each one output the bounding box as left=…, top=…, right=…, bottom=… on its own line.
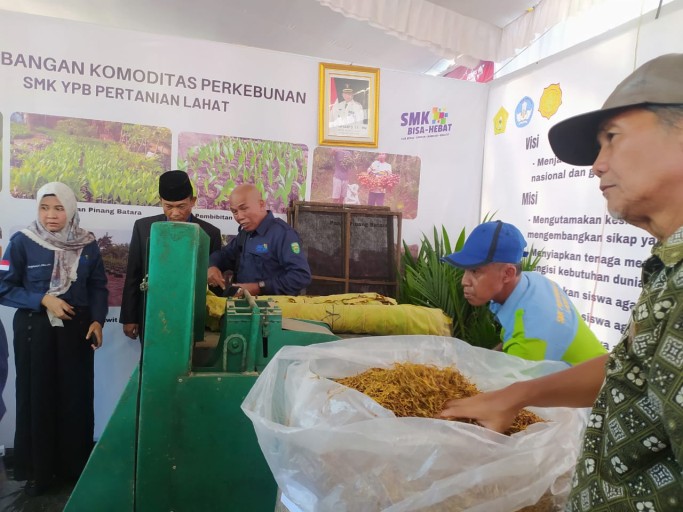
left=443, top=220, right=607, bottom=366
left=440, top=54, right=683, bottom=511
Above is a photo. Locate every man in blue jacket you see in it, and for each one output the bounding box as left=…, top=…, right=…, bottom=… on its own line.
left=208, top=184, right=311, bottom=297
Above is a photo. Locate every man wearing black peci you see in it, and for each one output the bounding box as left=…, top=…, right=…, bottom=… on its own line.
left=120, top=170, right=221, bottom=341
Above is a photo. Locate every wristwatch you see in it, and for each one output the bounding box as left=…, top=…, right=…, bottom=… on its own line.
left=258, top=280, right=266, bottom=292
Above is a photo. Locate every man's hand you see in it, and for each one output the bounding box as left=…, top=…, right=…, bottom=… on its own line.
left=87, top=321, right=103, bottom=350
left=41, top=294, right=75, bottom=320
left=207, top=266, right=226, bottom=290
left=438, top=355, right=609, bottom=434
left=123, top=323, right=139, bottom=340
left=234, top=282, right=260, bottom=297
left=438, top=386, right=521, bottom=434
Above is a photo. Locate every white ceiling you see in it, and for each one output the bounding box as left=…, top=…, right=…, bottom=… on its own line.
left=0, top=0, right=548, bottom=75
left=429, top=0, right=539, bottom=27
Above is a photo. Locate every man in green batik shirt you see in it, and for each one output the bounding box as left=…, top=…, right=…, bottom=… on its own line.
left=439, top=53, right=683, bottom=511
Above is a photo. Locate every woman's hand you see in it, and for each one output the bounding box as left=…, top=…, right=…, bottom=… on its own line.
left=87, top=321, right=103, bottom=350
left=41, top=294, right=75, bottom=320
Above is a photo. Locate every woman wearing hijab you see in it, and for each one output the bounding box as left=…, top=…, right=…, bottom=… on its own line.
left=0, top=182, right=108, bottom=496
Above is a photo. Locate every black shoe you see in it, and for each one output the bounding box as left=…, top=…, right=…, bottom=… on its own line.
left=24, top=479, right=49, bottom=497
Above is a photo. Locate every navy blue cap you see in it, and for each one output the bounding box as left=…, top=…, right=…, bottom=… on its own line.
left=442, top=221, right=528, bottom=269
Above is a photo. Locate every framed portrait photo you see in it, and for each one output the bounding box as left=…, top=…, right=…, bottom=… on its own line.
left=319, top=62, right=379, bottom=147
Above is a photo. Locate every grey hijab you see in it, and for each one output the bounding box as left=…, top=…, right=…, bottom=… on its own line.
left=21, top=182, right=95, bottom=325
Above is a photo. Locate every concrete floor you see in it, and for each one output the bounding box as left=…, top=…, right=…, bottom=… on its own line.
left=0, top=461, right=74, bottom=512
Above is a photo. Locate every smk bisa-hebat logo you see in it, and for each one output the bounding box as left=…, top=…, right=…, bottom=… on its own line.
left=400, top=107, right=452, bottom=139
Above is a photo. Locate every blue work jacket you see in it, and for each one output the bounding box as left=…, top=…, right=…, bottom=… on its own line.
left=209, top=212, right=311, bottom=296
left=0, top=232, right=108, bottom=324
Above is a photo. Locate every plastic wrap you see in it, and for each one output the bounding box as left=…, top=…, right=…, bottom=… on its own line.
left=242, top=335, right=588, bottom=512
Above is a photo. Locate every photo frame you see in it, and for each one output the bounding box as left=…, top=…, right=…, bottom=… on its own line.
left=319, top=63, right=379, bottom=147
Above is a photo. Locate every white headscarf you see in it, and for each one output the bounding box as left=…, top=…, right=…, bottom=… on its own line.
left=21, top=182, right=95, bottom=326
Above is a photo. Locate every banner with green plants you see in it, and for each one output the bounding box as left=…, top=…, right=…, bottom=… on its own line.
left=93, top=229, right=130, bottom=307
left=178, top=133, right=307, bottom=213
left=0, top=9, right=490, bottom=449
left=10, top=113, right=171, bottom=205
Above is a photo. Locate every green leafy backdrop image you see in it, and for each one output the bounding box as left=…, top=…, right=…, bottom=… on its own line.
left=10, top=113, right=171, bottom=205
left=178, top=133, right=308, bottom=213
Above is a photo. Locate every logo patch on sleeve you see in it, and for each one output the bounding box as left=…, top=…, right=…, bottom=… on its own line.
left=291, top=242, right=300, bottom=254
left=0, top=259, right=10, bottom=271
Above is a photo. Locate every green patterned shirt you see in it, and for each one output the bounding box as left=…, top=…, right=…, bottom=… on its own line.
left=567, top=226, right=683, bottom=511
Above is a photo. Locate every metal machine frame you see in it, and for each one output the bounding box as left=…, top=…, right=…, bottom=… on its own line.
left=65, top=222, right=338, bottom=511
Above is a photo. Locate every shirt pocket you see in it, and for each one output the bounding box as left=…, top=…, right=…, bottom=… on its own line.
left=27, top=263, right=53, bottom=284
left=246, top=245, right=268, bottom=275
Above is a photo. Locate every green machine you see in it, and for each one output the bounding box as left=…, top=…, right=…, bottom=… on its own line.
left=65, top=222, right=338, bottom=512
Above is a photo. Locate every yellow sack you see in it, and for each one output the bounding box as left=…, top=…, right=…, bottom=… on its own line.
left=272, top=302, right=451, bottom=336
left=263, top=293, right=397, bottom=306
left=205, top=293, right=452, bottom=336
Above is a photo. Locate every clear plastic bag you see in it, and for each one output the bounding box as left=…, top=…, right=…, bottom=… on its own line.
left=242, top=335, right=588, bottom=512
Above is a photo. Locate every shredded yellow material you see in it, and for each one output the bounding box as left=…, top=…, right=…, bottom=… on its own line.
left=336, top=362, right=544, bottom=435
